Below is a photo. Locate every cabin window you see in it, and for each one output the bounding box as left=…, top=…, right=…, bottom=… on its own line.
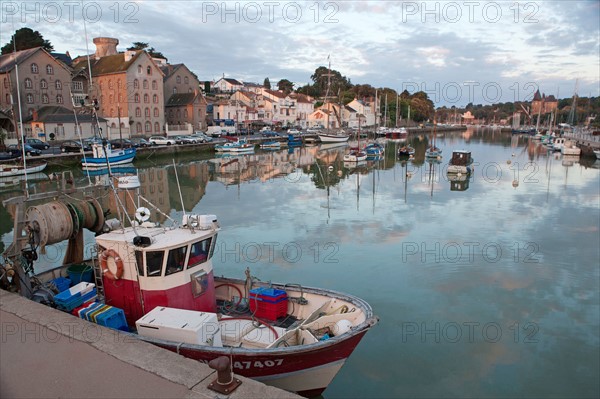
left=187, top=238, right=212, bottom=268
left=135, top=251, right=144, bottom=276
left=146, top=251, right=164, bottom=277
left=209, top=233, right=218, bottom=259
left=166, top=245, right=187, bottom=275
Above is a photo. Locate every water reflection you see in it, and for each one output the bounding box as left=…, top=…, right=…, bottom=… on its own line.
left=1, top=128, right=599, bottom=398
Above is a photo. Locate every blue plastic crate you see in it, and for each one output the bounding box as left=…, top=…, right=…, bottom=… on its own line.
left=49, top=277, right=71, bottom=293
left=54, top=288, right=97, bottom=312
left=95, top=307, right=128, bottom=331
left=249, top=288, right=287, bottom=303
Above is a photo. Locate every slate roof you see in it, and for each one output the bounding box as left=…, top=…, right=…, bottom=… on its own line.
left=72, top=51, right=144, bottom=76
left=166, top=92, right=197, bottom=107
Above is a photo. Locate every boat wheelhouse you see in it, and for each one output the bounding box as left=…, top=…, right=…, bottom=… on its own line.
left=447, top=150, right=474, bottom=174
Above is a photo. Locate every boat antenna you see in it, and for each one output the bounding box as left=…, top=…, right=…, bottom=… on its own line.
left=172, top=159, right=186, bottom=219
left=11, top=23, right=28, bottom=193
left=70, top=87, right=92, bottom=185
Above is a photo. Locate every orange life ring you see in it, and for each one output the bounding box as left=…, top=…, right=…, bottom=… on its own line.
left=100, top=249, right=124, bottom=280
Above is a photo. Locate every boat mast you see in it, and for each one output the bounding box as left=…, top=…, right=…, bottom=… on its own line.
left=10, top=32, right=28, bottom=190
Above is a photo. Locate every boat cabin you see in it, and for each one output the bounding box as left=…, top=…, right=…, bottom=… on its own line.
left=450, top=150, right=472, bottom=166
left=95, top=215, right=219, bottom=325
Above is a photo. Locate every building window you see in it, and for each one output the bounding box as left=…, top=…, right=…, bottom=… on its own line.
left=55, top=80, right=62, bottom=90
left=184, top=109, right=188, bottom=119
left=134, top=93, right=140, bottom=103
left=184, top=76, right=189, bottom=84
left=153, top=94, right=158, bottom=103
left=176, top=76, right=181, bottom=84
left=143, top=79, right=148, bottom=89
left=40, top=79, right=48, bottom=89
left=109, top=94, right=114, bottom=104
left=5, top=94, right=9, bottom=103
left=26, top=93, right=34, bottom=103
left=108, top=80, right=113, bottom=89
left=117, top=79, right=121, bottom=89
left=154, top=122, right=160, bottom=133
left=134, top=79, right=139, bottom=89
left=152, top=80, right=157, bottom=90
left=56, top=94, right=63, bottom=103
left=144, top=94, right=149, bottom=103
left=154, top=108, right=159, bottom=117
left=147, top=66, right=152, bottom=75
left=136, top=122, right=142, bottom=133
left=46, top=64, right=54, bottom=74
left=145, top=108, right=150, bottom=117
left=24, top=78, right=32, bottom=89
left=173, top=87, right=177, bottom=94
left=145, top=121, right=151, bottom=132
left=137, top=65, right=142, bottom=74
left=3, top=78, right=7, bottom=88
left=136, top=107, right=141, bottom=117
left=42, top=94, right=49, bottom=103
left=31, top=63, right=38, bottom=73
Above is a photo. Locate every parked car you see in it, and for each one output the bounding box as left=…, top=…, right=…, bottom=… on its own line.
left=130, top=137, right=150, bottom=147
left=110, top=138, right=136, bottom=149
left=149, top=136, right=176, bottom=146
left=60, top=140, right=90, bottom=153
left=261, top=130, right=280, bottom=137
left=287, top=129, right=301, bottom=135
left=191, top=132, right=212, bottom=142
left=25, top=138, right=50, bottom=150
left=8, top=144, right=42, bottom=156
left=173, top=135, right=197, bottom=144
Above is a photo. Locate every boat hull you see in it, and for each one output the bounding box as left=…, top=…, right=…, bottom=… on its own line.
left=0, top=162, right=47, bottom=177
left=81, top=149, right=136, bottom=167
left=147, top=322, right=370, bottom=397
left=318, top=134, right=350, bottom=143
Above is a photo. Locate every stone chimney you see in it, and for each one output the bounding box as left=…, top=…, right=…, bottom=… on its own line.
left=93, top=37, right=119, bottom=59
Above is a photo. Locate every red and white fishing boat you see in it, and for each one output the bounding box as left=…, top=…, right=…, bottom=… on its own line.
left=2, top=173, right=378, bottom=397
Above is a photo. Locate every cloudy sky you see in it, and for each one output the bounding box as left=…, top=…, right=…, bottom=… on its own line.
left=1, top=0, right=598, bottom=106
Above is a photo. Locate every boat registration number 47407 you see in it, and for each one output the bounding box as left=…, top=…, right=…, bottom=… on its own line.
left=233, top=359, right=284, bottom=369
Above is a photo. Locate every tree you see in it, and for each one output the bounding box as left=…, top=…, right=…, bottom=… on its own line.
left=310, top=66, right=351, bottom=98
left=277, top=79, right=294, bottom=94
left=1, top=28, right=53, bottom=55
left=263, top=77, right=271, bottom=89
left=127, top=42, right=167, bottom=61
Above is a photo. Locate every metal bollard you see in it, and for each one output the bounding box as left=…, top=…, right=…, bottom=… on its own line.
left=207, top=356, right=242, bottom=394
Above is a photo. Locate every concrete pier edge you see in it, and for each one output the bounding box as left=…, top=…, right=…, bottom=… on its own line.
left=0, top=290, right=299, bottom=398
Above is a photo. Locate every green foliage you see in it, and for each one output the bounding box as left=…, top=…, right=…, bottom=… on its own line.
left=127, top=42, right=167, bottom=61
left=264, top=77, right=271, bottom=89
left=277, top=79, right=294, bottom=94
left=1, top=28, right=53, bottom=55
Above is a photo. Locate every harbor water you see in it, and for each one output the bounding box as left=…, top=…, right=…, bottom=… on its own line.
left=1, top=128, right=598, bottom=398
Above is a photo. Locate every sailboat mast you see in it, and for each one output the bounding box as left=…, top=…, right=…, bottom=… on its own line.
left=395, top=94, right=399, bottom=127
left=11, top=34, right=28, bottom=186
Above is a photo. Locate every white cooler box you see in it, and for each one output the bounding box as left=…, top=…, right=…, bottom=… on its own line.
left=136, top=307, right=223, bottom=347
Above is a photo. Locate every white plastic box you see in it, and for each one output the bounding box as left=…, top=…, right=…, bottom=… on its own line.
left=136, top=307, right=223, bottom=347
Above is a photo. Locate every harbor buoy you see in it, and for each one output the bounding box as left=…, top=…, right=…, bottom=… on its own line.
left=512, top=179, right=519, bottom=188
left=507, top=160, right=512, bottom=165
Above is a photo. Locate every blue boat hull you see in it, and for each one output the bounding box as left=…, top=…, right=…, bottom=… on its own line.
left=81, top=148, right=136, bottom=167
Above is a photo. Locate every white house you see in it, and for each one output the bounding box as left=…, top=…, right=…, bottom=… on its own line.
left=212, top=77, right=244, bottom=93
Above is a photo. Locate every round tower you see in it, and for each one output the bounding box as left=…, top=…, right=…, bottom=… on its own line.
left=93, top=37, right=119, bottom=59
